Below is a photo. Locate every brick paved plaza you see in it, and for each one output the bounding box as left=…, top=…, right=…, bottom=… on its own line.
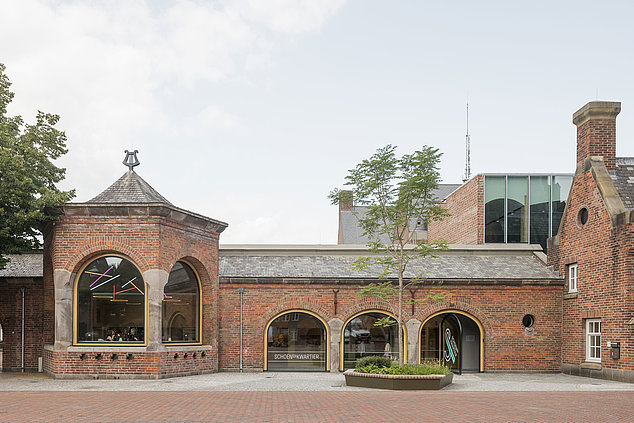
left=1, top=390, right=633, bottom=422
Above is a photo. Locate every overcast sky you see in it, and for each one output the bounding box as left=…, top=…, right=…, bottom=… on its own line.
left=2, top=0, right=634, bottom=244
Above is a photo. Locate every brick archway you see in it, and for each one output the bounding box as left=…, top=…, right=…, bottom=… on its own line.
left=64, top=241, right=149, bottom=275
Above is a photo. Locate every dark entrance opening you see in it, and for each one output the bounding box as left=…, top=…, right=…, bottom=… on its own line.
left=420, top=312, right=481, bottom=374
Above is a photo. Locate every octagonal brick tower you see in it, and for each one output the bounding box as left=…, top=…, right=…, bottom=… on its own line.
left=42, top=151, right=227, bottom=378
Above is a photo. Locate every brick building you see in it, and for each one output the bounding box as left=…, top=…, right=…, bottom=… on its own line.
left=0, top=101, right=631, bottom=382
left=547, top=101, right=634, bottom=382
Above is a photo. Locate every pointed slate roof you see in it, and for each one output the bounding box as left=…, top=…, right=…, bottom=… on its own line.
left=87, top=170, right=173, bottom=205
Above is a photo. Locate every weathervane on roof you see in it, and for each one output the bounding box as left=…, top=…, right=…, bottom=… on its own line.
left=123, top=149, right=140, bottom=171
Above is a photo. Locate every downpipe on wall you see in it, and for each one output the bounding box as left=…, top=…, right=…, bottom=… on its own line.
left=21, top=286, right=25, bottom=373
left=238, top=287, right=245, bottom=372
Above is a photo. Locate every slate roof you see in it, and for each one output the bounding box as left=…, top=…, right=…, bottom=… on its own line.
left=610, top=157, right=634, bottom=210
left=0, top=254, right=43, bottom=278
left=87, top=171, right=172, bottom=205
left=340, top=183, right=462, bottom=245
left=219, top=252, right=560, bottom=281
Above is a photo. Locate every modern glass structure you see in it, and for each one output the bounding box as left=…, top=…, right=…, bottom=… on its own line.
left=484, top=174, right=573, bottom=251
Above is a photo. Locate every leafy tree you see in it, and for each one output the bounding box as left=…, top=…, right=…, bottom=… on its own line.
left=0, top=63, right=74, bottom=269
left=330, top=144, right=449, bottom=366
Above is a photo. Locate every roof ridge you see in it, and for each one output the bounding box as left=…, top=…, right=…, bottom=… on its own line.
left=86, top=171, right=173, bottom=205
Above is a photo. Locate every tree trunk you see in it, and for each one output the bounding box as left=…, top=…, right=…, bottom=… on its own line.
left=398, top=267, right=404, bottom=366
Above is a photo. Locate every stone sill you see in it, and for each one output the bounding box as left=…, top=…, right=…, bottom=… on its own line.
left=46, top=345, right=213, bottom=353
left=563, top=292, right=578, bottom=300
left=580, top=362, right=602, bottom=370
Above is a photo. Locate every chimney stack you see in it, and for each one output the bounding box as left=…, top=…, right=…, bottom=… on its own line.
left=572, top=101, right=620, bottom=171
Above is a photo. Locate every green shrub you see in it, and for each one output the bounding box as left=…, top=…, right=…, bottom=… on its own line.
left=355, top=361, right=450, bottom=375
left=354, top=355, right=393, bottom=370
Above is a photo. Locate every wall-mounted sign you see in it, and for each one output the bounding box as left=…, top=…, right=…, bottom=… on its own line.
left=268, top=352, right=325, bottom=363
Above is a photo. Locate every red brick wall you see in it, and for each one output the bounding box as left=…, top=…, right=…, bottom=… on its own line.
left=43, top=347, right=215, bottom=378
left=218, top=280, right=562, bottom=371
left=44, top=212, right=221, bottom=376
left=576, top=118, right=617, bottom=171
left=0, top=277, right=44, bottom=371
left=548, top=170, right=634, bottom=371
left=428, top=175, right=484, bottom=244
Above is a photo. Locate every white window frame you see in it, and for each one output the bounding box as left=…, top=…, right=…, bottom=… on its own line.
left=586, top=319, right=601, bottom=363
left=568, top=264, right=578, bottom=293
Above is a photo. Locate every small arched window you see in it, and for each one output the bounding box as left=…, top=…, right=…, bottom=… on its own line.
left=162, top=261, right=200, bottom=344
left=75, top=255, right=146, bottom=345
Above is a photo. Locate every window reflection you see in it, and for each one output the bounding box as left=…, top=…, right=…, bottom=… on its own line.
left=485, top=176, right=505, bottom=243
left=530, top=176, right=550, bottom=249
left=162, top=262, right=200, bottom=343
left=76, top=256, right=145, bottom=344
left=267, top=312, right=326, bottom=371
left=342, top=312, right=399, bottom=369
left=507, top=176, right=528, bottom=243
left=552, top=175, right=573, bottom=236
left=484, top=174, right=572, bottom=251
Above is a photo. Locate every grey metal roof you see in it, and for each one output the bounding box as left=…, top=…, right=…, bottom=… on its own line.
left=434, top=183, right=462, bottom=201
left=87, top=171, right=172, bottom=205
left=340, top=184, right=461, bottom=245
left=610, top=157, right=634, bottom=210
left=0, top=254, right=43, bottom=278
left=219, top=253, right=560, bottom=281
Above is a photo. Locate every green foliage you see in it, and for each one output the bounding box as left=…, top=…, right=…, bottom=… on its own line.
left=0, top=63, right=74, bottom=268
left=355, top=361, right=451, bottom=375
left=354, top=355, right=393, bottom=370
left=330, top=144, right=450, bottom=365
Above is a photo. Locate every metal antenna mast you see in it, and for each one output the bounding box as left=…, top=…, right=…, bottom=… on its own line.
left=462, top=103, right=471, bottom=183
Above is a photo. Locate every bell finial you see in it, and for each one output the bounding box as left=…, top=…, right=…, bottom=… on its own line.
left=123, top=150, right=140, bottom=171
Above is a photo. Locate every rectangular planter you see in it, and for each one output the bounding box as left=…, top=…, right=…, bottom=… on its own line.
left=344, top=370, right=453, bottom=390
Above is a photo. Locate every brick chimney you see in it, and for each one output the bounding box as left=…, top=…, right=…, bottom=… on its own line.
left=572, top=101, right=621, bottom=171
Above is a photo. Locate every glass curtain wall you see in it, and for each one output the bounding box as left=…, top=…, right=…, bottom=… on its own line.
left=484, top=175, right=572, bottom=251
left=507, top=176, right=528, bottom=243
left=484, top=176, right=506, bottom=243
left=552, top=175, right=573, bottom=236
left=530, top=176, right=550, bottom=248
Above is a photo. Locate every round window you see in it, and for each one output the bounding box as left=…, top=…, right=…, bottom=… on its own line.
left=522, top=314, right=535, bottom=328
left=578, top=207, right=589, bottom=225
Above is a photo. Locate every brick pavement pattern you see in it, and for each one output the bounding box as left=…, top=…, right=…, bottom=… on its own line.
left=1, top=391, right=633, bottom=422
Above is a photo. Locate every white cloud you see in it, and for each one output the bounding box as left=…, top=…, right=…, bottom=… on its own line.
left=0, top=0, right=348, bottom=201
left=227, top=0, right=347, bottom=33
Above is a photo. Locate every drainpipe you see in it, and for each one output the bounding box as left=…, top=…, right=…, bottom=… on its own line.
left=21, top=287, right=25, bottom=373
left=238, top=287, right=245, bottom=372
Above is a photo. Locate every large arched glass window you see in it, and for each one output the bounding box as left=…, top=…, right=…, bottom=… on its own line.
left=75, top=255, right=146, bottom=344
left=162, top=261, right=200, bottom=344
left=342, top=312, right=400, bottom=369
left=266, top=311, right=327, bottom=371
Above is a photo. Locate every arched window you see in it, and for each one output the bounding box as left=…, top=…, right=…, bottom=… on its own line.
left=75, top=255, right=146, bottom=345
left=341, top=311, right=400, bottom=370
left=266, top=311, right=327, bottom=371
left=162, top=261, right=200, bottom=344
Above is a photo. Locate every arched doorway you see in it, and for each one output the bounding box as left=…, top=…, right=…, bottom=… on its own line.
left=419, top=311, right=483, bottom=373
left=264, top=310, right=329, bottom=371
left=340, top=311, right=404, bottom=370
